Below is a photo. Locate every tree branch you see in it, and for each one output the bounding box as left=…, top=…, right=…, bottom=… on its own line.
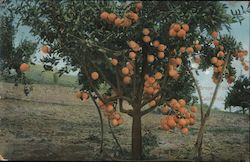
left=119, top=99, right=133, bottom=116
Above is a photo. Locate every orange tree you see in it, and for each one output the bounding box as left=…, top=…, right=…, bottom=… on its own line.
left=12, top=1, right=249, bottom=160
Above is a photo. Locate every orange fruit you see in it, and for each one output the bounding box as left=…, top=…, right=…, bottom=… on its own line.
left=180, top=47, right=186, bottom=53
left=82, top=92, right=89, bottom=101
left=175, top=58, right=182, bottom=65
left=153, top=40, right=160, bottom=47
left=211, top=57, right=218, bottom=64
left=123, top=76, right=132, bottom=84
left=107, top=13, right=117, bottom=22
left=177, top=29, right=186, bottom=38
left=126, top=62, right=134, bottom=70
left=178, top=99, right=186, bottom=107
left=182, top=24, right=189, bottom=32
left=106, top=104, right=114, bottom=112
left=173, top=23, right=181, bottom=32
left=20, top=63, right=29, bottom=73
left=142, top=28, right=150, bottom=35
left=186, top=47, right=194, bottom=54
left=145, top=87, right=154, bottom=95
left=100, top=11, right=109, bottom=20
left=168, top=69, right=177, bottom=77
left=114, top=18, right=123, bottom=26
left=155, top=72, right=163, bottom=80
left=118, top=118, right=123, bottom=125
left=167, top=119, right=177, bottom=129
left=169, top=29, right=177, bottom=37
left=217, top=51, right=225, bottom=58
left=158, top=44, right=167, bottom=52
left=129, top=52, right=136, bottom=60
left=190, top=106, right=197, bottom=113
left=158, top=52, right=165, bottom=59
left=178, top=107, right=186, bottom=114
left=181, top=127, right=188, bottom=135
left=121, top=18, right=132, bottom=27
left=211, top=31, right=218, bottom=38
left=147, top=55, right=155, bottom=63
left=213, top=40, right=219, bottom=46
left=161, top=106, right=169, bottom=113
left=178, top=119, right=187, bottom=127
left=126, top=12, right=139, bottom=22
left=40, top=46, right=50, bottom=53
left=111, top=58, right=118, bottom=66
left=128, top=40, right=138, bottom=49
left=91, top=72, right=99, bottom=80
left=112, top=119, right=119, bottom=126
left=143, top=36, right=151, bottom=43
left=189, top=118, right=195, bottom=125
left=195, top=44, right=202, bottom=51
left=148, top=77, right=156, bottom=84
left=122, top=67, right=130, bottom=75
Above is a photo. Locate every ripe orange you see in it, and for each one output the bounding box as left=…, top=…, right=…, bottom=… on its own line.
left=211, top=57, right=218, bottom=64
left=121, top=18, right=132, bottom=27
left=82, top=92, right=89, bottom=101
left=175, top=58, right=182, bottom=65
left=107, top=13, right=117, bottom=22
left=158, top=44, right=166, bottom=52
left=177, top=29, right=186, bottom=38
left=147, top=55, right=155, bottom=63
left=181, top=127, right=188, bottom=135
left=20, top=63, right=29, bottom=73
left=112, top=119, right=119, bottom=126
left=211, top=31, right=218, bottom=38
left=186, top=47, right=194, bottom=54
left=91, top=72, right=99, bottom=80
left=40, top=46, right=50, bottom=53
left=178, top=119, right=187, bottom=127
left=178, top=107, right=186, bottom=114
left=123, top=76, right=132, bottom=84
left=189, top=118, right=195, bottom=125
left=143, top=28, right=150, bottom=35
left=195, top=44, right=202, bottom=51
left=167, top=119, right=177, bottom=128
left=153, top=40, right=160, bottom=47
left=217, top=51, right=225, bottom=58
left=168, top=69, right=177, bottom=77
left=129, top=52, right=136, bottom=60
left=106, top=104, right=114, bottom=112
left=126, top=12, right=139, bottom=22
left=122, top=67, right=130, bottom=75
left=114, top=18, right=122, bottom=26
left=190, top=106, right=197, bottom=113
left=161, top=106, right=169, bottom=113
left=100, top=11, right=109, bottom=20
left=148, top=77, right=156, bottom=84
left=213, top=40, right=219, bottom=46
left=158, top=52, right=165, bottom=59
left=143, top=36, right=151, bottom=43
left=173, top=23, right=181, bottom=32
left=155, top=72, right=163, bottom=80
left=178, top=99, right=186, bottom=107
left=181, top=24, right=189, bottom=32
left=126, top=62, right=134, bottom=70
left=145, top=87, right=154, bottom=95
left=180, top=47, right=186, bottom=53
left=111, top=58, right=118, bottom=66
left=169, top=29, right=177, bottom=37
left=128, top=40, right=138, bottom=49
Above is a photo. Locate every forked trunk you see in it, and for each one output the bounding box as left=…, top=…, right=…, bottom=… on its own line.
left=131, top=112, right=142, bottom=160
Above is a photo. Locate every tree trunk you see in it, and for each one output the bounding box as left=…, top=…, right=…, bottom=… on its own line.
left=131, top=112, right=142, bottom=160
left=243, top=108, right=245, bottom=114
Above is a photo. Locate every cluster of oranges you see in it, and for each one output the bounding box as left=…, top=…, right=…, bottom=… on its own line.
left=211, top=31, right=220, bottom=47
left=167, top=57, right=182, bottom=79
left=234, top=50, right=249, bottom=71
left=97, top=99, right=123, bottom=127
left=143, top=74, right=162, bottom=107
left=169, top=23, right=189, bottom=38
left=100, top=2, right=142, bottom=27
left=160, top=98, right=197, bottom=135
left=19, top=63, right=29, bottom=73
left=75, top=91, right=89, bottom=101
left=121, top=62, right=134, bottom=85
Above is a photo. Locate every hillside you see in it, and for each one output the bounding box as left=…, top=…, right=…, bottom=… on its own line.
left=0, top=83, right=248, bottom=161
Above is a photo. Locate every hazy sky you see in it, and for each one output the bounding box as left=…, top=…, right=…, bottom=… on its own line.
left=2, top=1, right=250, bottom=109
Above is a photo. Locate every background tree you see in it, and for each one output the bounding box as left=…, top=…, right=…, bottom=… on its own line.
left=225, top=75, right=250, bottom=114
left=10, top=0, right=249, bottom=160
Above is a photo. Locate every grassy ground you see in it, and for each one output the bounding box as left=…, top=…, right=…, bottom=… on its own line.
left=0, top=96, right=249, bottom=161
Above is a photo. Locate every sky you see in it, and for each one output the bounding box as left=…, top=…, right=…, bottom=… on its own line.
left=2, top=1, right=250, bottom=110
